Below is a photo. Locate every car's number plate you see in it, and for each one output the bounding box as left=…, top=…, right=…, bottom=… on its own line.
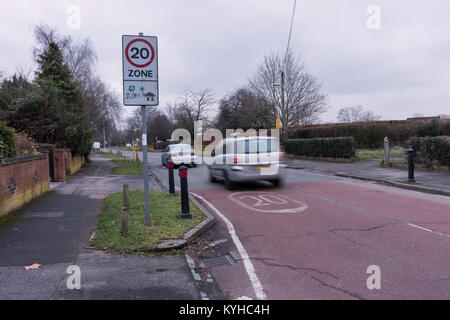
left=253, top=165, right=270, bottom=171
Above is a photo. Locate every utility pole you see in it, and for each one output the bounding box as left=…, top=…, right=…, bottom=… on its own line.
left=281, top=71, right=286, bottom=136
left=103, top=126, right=107, bottom=149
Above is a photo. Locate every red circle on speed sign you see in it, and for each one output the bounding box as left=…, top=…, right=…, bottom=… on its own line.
left=125, top=38, right=155, bottom=68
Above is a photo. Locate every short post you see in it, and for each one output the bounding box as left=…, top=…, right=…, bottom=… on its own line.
left=168, top=160, right=176, bottom=196
left=384, top=137, right=390, bottom=164
left=179, top=166, right=192, bottom=219
left=121, top=184, right=130, bottom=233
left=408, top=149, right=416, bottom=183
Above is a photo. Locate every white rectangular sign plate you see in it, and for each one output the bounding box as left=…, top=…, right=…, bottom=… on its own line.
left=122, top=35, right=159, bottom=106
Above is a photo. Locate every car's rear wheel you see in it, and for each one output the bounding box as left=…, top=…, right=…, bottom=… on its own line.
left=209, top=170, right=218, bottom=183
left=223, top=172, right=235, bottom=190
left=271, top=179, right=284, bottom=188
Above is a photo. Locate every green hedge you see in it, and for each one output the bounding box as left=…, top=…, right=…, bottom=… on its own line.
left=284, top=137, right=356, bottom=159
left=0, top=123, right=17, bottom=160
left=409, top=136, right=450, bottom=169
left=287, top=119, right=450, bottom=149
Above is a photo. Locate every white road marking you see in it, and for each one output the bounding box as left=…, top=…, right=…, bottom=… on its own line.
left=190, top=192, right=267, bottom=300
left=185, top=254, right=202, bottom=281
left=228, top=192, right=308, bottom=213
left=406, top=223, right=450, bottom=239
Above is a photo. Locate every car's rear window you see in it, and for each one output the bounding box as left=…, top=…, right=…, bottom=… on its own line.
left=225, top=139, right=280, bottom=154
left=171, top=145, right=193, bottom=153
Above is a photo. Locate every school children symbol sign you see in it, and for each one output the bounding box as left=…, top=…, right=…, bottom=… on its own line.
left=122, top=35, right=159, bottom=106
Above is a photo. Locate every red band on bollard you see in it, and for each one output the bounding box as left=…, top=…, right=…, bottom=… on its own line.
left=168, top=162, right=175, bottom=169
left=179, top=170, right=188, bottom=179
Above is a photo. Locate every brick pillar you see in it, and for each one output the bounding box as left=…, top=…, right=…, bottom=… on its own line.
left=66, top=149, right=72, bottom=175
left=53, top=149, right=67, bottom=182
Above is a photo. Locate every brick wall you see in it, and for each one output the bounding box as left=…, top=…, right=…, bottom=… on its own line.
left=0, top=154, right=50, bottom=217
left=52, top=149, right=66, bottom=182
left=70, top=154, right=85, bottom=175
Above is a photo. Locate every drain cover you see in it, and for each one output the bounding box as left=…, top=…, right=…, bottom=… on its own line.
left=202, top=255, right=235, bottom=269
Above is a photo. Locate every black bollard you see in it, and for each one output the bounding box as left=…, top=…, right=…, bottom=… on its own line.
left=179, top=166, right=192, bottom=219
left=408, top=149, right=416, bottom=183
left=168, top=160, right=176, bottom=196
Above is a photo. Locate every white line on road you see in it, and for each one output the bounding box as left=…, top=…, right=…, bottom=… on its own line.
left=190, top=192, right=267, bottom=300
left=406, top=223, right=450, bottom=239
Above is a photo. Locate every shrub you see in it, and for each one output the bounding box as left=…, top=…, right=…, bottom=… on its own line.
left=16, top=131, right=38, bottom=156
left=409, top=136, right=450, bottom=169
left=287, top=119, right=450, bottom=149
left=0, top=123, right=17, bottom=160
left=283, top=137, right=356, bottom=159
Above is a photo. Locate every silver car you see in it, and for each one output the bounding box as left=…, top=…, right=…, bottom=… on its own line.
left=208, top=137, right=286, bottom=189
left=161, top=144, right=199, bottom=167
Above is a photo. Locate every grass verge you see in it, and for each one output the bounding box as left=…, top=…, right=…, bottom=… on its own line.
left=90, top=190, right=207, bottom=253
left=96, top=151, right=128, bottom=160
left=356, top=148, right=406, bottom=161
left=111, top=160, right=144, bottom=175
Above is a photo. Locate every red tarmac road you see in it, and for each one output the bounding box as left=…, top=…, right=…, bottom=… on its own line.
left=193, top=180, right=450, bottom=300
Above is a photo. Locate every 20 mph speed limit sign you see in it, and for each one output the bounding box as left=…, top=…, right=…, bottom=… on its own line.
left=122, top=35, right=159, bottom=106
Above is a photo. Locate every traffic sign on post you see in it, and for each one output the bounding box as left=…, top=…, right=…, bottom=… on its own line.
left=122, top=35, right=159, bottom=106
left=122, top=33, right=158, bottom=227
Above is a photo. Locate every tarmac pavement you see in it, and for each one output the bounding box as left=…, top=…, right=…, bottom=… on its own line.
left=0, top=153, right=206, bottom=300
left=287, top=158, right=449, bottom=194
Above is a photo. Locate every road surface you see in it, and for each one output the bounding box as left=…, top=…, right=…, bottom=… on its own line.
left=131, top=149, right=450, bottom=300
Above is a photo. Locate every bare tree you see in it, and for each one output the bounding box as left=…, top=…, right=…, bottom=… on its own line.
left=249, top=50, right=328, bottom=130
left=169, top=88, right=215, bottom=135
left=215, top=87, right=275, bottom=132
left=181, top=88, right=215, bottom=122
left=337, top=106, right=382, bottom=123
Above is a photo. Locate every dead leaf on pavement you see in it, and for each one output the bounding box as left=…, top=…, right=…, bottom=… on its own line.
left=24, top=264, right=42, bottom=271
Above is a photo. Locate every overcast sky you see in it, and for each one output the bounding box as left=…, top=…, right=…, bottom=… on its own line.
left=1, top=0, right=449, bottom=124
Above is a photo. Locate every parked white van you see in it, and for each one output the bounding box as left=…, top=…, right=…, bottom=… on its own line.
left=92, top=142, right=101, bottom=150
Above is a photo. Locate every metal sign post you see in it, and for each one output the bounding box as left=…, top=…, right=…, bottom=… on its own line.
left=123, top=32, right=159, bottom=227
left=142, top=105, right=150, bottom=226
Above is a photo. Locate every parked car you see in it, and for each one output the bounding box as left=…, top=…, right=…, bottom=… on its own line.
left=92, top=142, right=101, bottom=151
left=208, top=136, right=286, bottom=189
left=161, top=144, right=199, bottom=167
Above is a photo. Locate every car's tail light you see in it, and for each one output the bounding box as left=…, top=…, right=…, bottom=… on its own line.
left=191, top=152, right=195, bottom=156
left=234, top=155, right=239, bottom=164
